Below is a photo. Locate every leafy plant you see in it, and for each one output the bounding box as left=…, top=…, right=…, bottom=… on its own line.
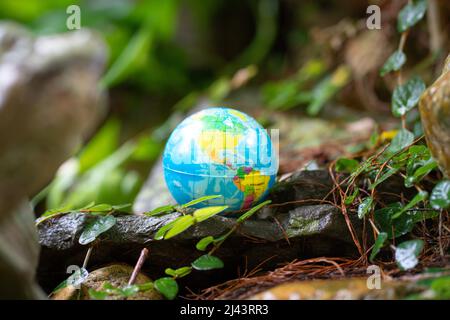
left=79, top=215, right=117, bottom=245
left=151, top=199, right=271, bottom=299
left=395, top=239, right=424, bottom=270
left=88, top=281, right=154, bottom=300
left=339, top=1, right=442, bottom=271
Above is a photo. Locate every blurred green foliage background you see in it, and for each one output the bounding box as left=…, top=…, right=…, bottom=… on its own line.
left=0, top=0, right=396, bottom=212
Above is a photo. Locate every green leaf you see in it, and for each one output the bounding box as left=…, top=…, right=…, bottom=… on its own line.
left=344, top=188, right=359, bottom=205
left=335, top=158, right=359, bottom=173
left=384, top=129, right=414, bottom=157
left=120, top=285, right=140, bottom=297
left=88, top=289, right=108, bottom=300
left=397, top=0, right=428, bottom=33
left=154, top=277, right=178, bottom=300
left=237, top=200, right=271, bottom=223
left=395, top=239, right=424, bottom=270
left=136, top=282, right=154, bottom=292
left=392, top=77, right=426, bottom=117
left=191, top=254, right=224, bottom=271
left=101, top=26, right=153, bottom=87
left=404, top=145, right=437, bottom=187
left=307, top=65, right=350, bottom=116
left=196, top=236, right=215, bottom=251
left=86, top=204, right=113, bottom=212
left=181, top=195, right=222, bottom=208
left=375, top=203, right=438, bottom=239
left=165, top=267, right=192, bottom=278
left=144, top=204, right=175, bottom=217
left=79, top=215, right=117, bottom=245
left=112, top=204, right=132, bottom=211
left=164, top=215, right=195, bottom=239
left=405, top=158, right=437, bottom=187
left=358, top=197, right=374, bottom=219
left=370, top=232, right=388, bottom=262
left=430, top=180, right=450, bottom=209
left=36, top=205, right=72, bottom=225
left=193, top=206, right=228, bottom=223
left=392, top=191, right=428, bottom=219
left=369, top=167, right=399, bottom=190
left=78, top=118, right=121, bottom=173
left=154, top=220, right=177, bottom=240
left=380, top=50, right=406, bottom=76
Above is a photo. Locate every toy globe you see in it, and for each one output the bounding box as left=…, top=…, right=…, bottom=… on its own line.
left=162, top=107, right=278, bottom=211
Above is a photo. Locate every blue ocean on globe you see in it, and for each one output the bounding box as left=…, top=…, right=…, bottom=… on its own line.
left=162, top=107, right=278, bottom=211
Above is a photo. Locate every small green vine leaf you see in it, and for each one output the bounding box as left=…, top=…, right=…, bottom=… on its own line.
left=430, top=180, right=450, bottom=209
left=191, top=254, right=224, bottom=271
left=79, top=215, right=117, bottom=245
left=358, top=197, right=374, bottom=219
left=395, top=239, right=424, bottom=270
left=154, top=277, right=178, bottom=300
left=380, top=50, right=406, bottom=76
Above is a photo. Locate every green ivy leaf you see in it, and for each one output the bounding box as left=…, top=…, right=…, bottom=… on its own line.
left=392, top=190, right=428, bottom=219
left=181, top=195, right=222, bottom=208
left=165, top=266, right=192, bottom=278
left=430, top=180, right=450, bottom=209
left=375, top=203, right=438, bottom=239
left=164, top=215, right=195, bottom=239
left=384, top=129, right=414, bottom=157
left=154, top=277, right=178, bottom=300
left=405, top=158, right=437, bottom=188
left=196, top=236, right=215, bottom=251
left=369, top=167, right=399, bottom=190
left=392, top=77, right=426, bottom=117
left=395, top=239, right=424, bottom=270
left=404, top=145, right=437, bottom=187
left=397, top=0, right=428, bottom=33
left=335, top=158, right=359, bottom=173
left=193, top=206, right=228, bottom=223
left=144, top=204, right=175, bottom=217
left=154, top=220, right=177, bottom=240
left=358, top=197, right=374, bottom=219
left=79, top=215, right=117, bottom=245
left=380, top=50, right=406, bottom=76
left=191, top=254, right=224, bottom=271
left=370, top=232, right=388, bottom=262
left=237, top=200, right=271, bottom=223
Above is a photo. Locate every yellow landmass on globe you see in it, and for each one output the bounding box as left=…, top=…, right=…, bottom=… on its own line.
left=198, top=130, right=242, bottom=165
left=229, top=109, right=249, bottom=122
left=233, top=170, right=270, bottom=208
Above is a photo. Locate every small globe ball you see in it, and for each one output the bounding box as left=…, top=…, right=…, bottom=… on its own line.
left=162, top=107, right=278, bottom=211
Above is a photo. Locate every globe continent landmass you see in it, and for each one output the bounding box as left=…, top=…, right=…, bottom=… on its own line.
left=163, top=107, right=277, bottom=211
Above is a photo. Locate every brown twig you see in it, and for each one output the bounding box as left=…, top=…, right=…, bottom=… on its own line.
left=128, top=248, right=149, bottom=286
left=82, top=246, right=93, bottom=270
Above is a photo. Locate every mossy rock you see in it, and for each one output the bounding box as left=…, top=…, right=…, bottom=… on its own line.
left=52, top=264, right=163, bottom=300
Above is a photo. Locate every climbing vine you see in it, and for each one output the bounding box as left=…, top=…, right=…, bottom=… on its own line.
left=335, top=0, right=449, bottom=270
